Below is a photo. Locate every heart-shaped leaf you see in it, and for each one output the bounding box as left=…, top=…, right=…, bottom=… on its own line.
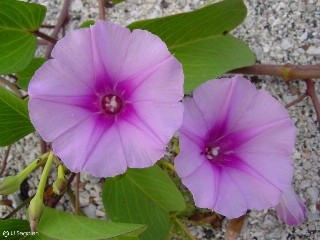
left=0, top=86, right=34, bottom=146
left=128, top=0, right=255, bottom=92
left=36, top=207, right=146, bottom=240
left=103, top=165, right=186, bottom=240
left=0, top=0, right=46, bottom=74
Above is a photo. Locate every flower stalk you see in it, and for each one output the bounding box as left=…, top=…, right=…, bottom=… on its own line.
left=0, top=152, right=49, bottom=195
left=28, top=151, right=54, bottom=231
left=52, top=164, right=67, bottom=195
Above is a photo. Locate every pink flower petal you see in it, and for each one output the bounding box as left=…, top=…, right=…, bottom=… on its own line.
left=127, top=56, right=183, bottom=102
left=182, top=161, right=220, bottom=210
left=82, top=124, right=128, bottom=177
left=131, top=101, right=183, bottom=144
left=29, top=60, right=93, bottom=98
left=178, top=98, right=209, bottom=141
left=234, top=151, right=293, bottom=192
left=229, top=89, right=296, bottom=152
left=223, top=158, right=282, bottom=210
left=276, top=187, right=307, bottom=226
left=29, top=99, right=92, bottom=142
left=174, top=133, right=206, bottom=178
left=192, top=76, right=257, bottom=134
left=213, top=170, right=247, bottom=218
left=52, top=116, right=130, bottom=177
left=91, top=21, right=171, bottom=83
left=116, top=116, right=166, bottom=168
left=51, top=28, right=98, bottom=88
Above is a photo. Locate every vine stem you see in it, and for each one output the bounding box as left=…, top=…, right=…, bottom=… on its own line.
left=3, top=194, right=35, bottom=220
left=75, top=173, right=80, bottom=215
left=305, top=79, right=320, bottom=126
left=0, top=77, right=21, bottom=97
left=98, top=0, right=106, bottom=20
left=230, top=64, right=320, bottom=82
left=33, top=30, right=57, bottom=44
left=285, top=93, right=307, bottom=109
left=172, top=216, right=197, bottom=240
left=45, top=0, right=71, bottom=58
left=0, top=145, right=12, bottom=177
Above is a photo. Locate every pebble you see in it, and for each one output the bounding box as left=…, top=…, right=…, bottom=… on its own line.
left=306, top=187, right=319, bottom=204
left=303, top=161, right=313, bottom=170
left=306, top=46, right=320, bottom=55
left=300, top=179, right=312, bottom=189
left=82, top=204, right=97, bottom=218
left=262, top=214, right=277, bottom=229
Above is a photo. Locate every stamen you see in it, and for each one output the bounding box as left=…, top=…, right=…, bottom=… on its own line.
left=101, top=94, right=123, bottom=115
left=205, top=146, right=220, bottom=160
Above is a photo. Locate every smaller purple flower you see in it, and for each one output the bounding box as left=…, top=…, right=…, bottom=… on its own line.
left=275, top=187, right=307, bottom=226
left=175, top=76, right=295, bottom=218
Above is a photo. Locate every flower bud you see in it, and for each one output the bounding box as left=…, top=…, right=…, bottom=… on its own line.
left=28, top=195, right=45, bottom=232
left=0, top=176, right=22, bottom=195
left=52, top=177, right=67, bottom=195
left=275, top=187, right=307, bottom=226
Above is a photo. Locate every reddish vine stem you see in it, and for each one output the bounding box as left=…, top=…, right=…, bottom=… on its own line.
left=0, top=145, right=12, bottom=177
left=33, top=30, right=57, bottom=44
left=98, top=0, right=106, bottom=20
left=41, top=24, right=55, bottom=29
left=44, top=0, right=71, bottom=58
left=305, top=79, right=320, bottom=126
left=230, top=64, right=320, bottom=82
left=75, top=173, right=80, bottom=215
left=0, top=77, right=21, bottom=96
left=285, top=93, right=307, bottom=109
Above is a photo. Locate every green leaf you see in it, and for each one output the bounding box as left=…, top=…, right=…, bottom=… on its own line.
left=128, top=0, right=255, bottom=92
left=16, top=58, right=46, bottom=90
left=0, top=219, right=52, bottom=239
left=0, top=0, right=46, bottom=74
left=103, top=165, right=186, bottom=240
left=0, top=86, right=34, bottom=146
left=37, top=207, right=146, bottom=240
left=79, top=20, right=96, bottom=29
left=112, top=0, right=126, bottom=3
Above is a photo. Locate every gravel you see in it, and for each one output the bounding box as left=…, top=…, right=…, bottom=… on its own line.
left=1, top=0, right=319, bottom=239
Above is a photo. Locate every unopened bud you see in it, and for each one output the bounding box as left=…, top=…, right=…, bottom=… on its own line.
left=0, top=176, right=22, bottom=195
left=28, top=195, right=45, bottom=232
left=52, top=177, right=67, bottom=195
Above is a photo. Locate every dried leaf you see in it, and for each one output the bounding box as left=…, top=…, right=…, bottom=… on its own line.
left=189, top=212, right=224, bottom=229
left=0, top=199, right=12, bottom=207
left=226, top=215, right=247, bottom=240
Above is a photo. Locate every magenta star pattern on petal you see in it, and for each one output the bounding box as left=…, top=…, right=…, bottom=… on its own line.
left=275, top=187, right=307, bottom=226
left=175, top=76, right=295, bottom=218
left=28, top=21, right=184, bottom=177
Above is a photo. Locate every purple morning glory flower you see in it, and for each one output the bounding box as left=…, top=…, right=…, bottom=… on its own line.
left=276, top=187, right=307, bottom=226
left=175, top=76, right=295, bottom=218
left=28, top=21, right=183, bottom=177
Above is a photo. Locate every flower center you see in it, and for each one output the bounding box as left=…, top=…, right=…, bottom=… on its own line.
left=101, top=94, right=123, bottom=115
left=205, top=146, right=220, bottom=160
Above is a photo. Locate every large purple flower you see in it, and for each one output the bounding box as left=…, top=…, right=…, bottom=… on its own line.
left=275, top=187, right=307, bottom=226
left=175, top=76, right=295, bottom=218
left=28, top=21, right=183, bottom=177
